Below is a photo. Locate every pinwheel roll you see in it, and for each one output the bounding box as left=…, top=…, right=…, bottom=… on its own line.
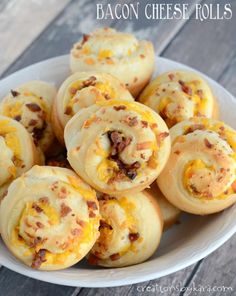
left=88, top=191, right=163, bottom=267
left=0, top=81, right=56, bottom=153
left=139, top=70, right=218, bottom=127
left=70, top=28, right=155, bottom=97
left=147, top=182, right=181, bottom=230
left=158, top=118, right=236, bottom=215
left=52, top=72, right=133, bottom=143
left=64, top=100, right=171, bottom=196
left=0, top=116, right=42, bottom=199
left=0, top=166, right=100, bottom=270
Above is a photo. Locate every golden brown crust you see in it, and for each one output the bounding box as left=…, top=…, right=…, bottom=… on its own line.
left=70, top=28, right=155, bottom=97
left=0, top=166, right=100, bottom=270
left=139, top=70, right=217, bottom=128
left=158, top=117, right=236, bottom=215
left=64, top=100, right=171, bottom=196
left=88, top=190, right=163, bottom=267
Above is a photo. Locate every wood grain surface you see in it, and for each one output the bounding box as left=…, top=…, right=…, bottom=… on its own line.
left=0, top=0, right=235, bottom=295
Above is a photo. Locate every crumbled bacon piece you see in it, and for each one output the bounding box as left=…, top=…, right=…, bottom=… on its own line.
left=126, top=116, right=138, bottom=127
left=113, top=105, right=126, bottom=111
left=129, top=232, right=140, bottom=242
left=82, top=76, right=96, bottom=87
left=179, top=80, right=192, bottom=95
left=197, top=89, right=204, bottom=99
left=65, top=106, right=73, bottom=115
left=70, top=87, right=77, bottom=94
left=108, top=131, right=132, bottom=155
left=81, top=34, right=90, bottom=45
left=11, top=90, right=20, bottom=97
left=231, top=181, right=236, bottom=193
left=140, top=54, right=145, bottom=59
left=32, top=203, right=43, bottom=213
left=60, top=203, right=72, bottom=217
left=141, top=120, right=148, bottom=128
left=204, top=138, right=213, bottom=149
left=31, top=249, right=47, bottom=269
left=71, top=228, right=81, bottom=236
left=99, top=220, right=113, bottom=230
left=29, top=119, right=37, bottom=126
left=13, top=115, right=21, bottom=121
left=26, top=103, right=41, bottom=112
left=184, top=124, right=205, bottom=134
left=36, top=222, right=44, bottom=229
left=110, top=253, right=120, bottom=261
left=137, top=141, right=152, bottom=150
left=157, top=132, right=169, bottom=144
left=39, top=197, right=49, bottom=203
left=88, top=253, right=99, bottom=265
left=168, top=73, right=175, bottom=81
left=87, top=201, right=98, bottom=210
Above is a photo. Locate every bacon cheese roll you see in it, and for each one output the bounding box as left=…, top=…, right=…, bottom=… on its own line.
left=158, top=118, right=236, bottom=215
left=139, top=70, right=218, bottom=127
left=0, top=166, right=100, bottom=270
left=0, top=116, right=42, bottom=199
left=70, top=28, right=155, bottom=97
left=52, top=72, right=133, bottom=143
left=88, top=191, right=163, bottom=267
left=0, top=81, right=56, bottom=153
left=64, top=100, right=171, bottom=196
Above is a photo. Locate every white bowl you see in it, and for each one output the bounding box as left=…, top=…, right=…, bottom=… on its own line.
left=0, top=55, right=235, bottom=287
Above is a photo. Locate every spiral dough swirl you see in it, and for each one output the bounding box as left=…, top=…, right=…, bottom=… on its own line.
left=158, top=117, right=236, bottom=214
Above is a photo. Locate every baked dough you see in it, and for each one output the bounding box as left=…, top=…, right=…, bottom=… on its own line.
left=52, top=72, right=133, bottom=143
left=88, top=191, right=163, bottom=267
left=70, top=28, right=155, bottom=97
left=139, top=70, right=218, bottom=127
left=158, top=117, right=236, bottom=215
left=147, top=182, right=181, bottom=230
left=64, top=100, right=171, bottom=196
left=0, top=81, right=56, bottom=153
left=0, top=166, right=100, bottom=270
left=0, top=116, right=42, bottom=199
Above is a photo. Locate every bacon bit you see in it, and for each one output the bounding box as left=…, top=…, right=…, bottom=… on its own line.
left=129, top=232, right=140, bottom=242
left=204, top=138, right=213, bottom=149
left=30, top=236, right=43, bottom=247
left=133, top=77, right=138, bottom=83
left=168, top=73, right=175, bottom=81
left=179, top=80, right=192, bottom=95
left=88, top=253, right=99, bottom=265
left=219, top=126, right=225, bottom=131
left=231, top=181, right=236, bottom=193
left=97, top=193, right=117, bottom=201
left=31, top=249, right=47, bottom=269
left=58, top=186, right=68, bottom=199
left=87, top=201, right=98, bottom=210
left=71, top=228, right=81, bottom=236
left=141, top=120, right=148, bottom=128
left=140, top=54, right=145, bottom=59
left=36, top=222, right=44, bottom=229
left=29, top=119, right=37, bottom=126
left=76, top=219, right=86, bottom=227
left=14, top=115, right=21, bottom=121
left=127, top=116, right=138, bottom=127
left=185, top=124, right=205, bottom=134
left=113, top=105, right=126, bottom=111
left=104, top=93, right=111, bottom=100
left=60, top=242, right=68, bottom=250
left=32, top=122, right=47, bottom=142
left=157, top=132, right=169, bottom=144
left=189, top=184, right=200, bottom=194
left=174, top=150, right=181, bottom=155
left=84, top=58, right=95, bottom=65
left=39, top=197, right=49, bottom=203
left=110, top=253, right=120, bottom=261
left=81, top=34, right=90, bottom=45
left=32, top=203, right=43, bottom=213
left=197, top=89, right=204, bottom=99
left=108, top=131, right=132, bottom=155
left=60, top=203, right=72, bottom=217
left=65, top=106, right=73, bottom=115
left=151, top=123, right=158, bottom=129
left=26, top=103, right=41, bottom=112
left=82, top=76, right=97, bottom=87
left=89, top=211, right=96, bottom=218
left=99, top=220, right=113, bottom=230
left=11, top=89, right=20, bottom=97
left=137, top=141, right=152, bottom=150
left=51, top=181, right=59, bottom=191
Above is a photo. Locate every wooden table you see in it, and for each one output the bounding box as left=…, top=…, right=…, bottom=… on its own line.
left=0, top=0, right=235, bottom=295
